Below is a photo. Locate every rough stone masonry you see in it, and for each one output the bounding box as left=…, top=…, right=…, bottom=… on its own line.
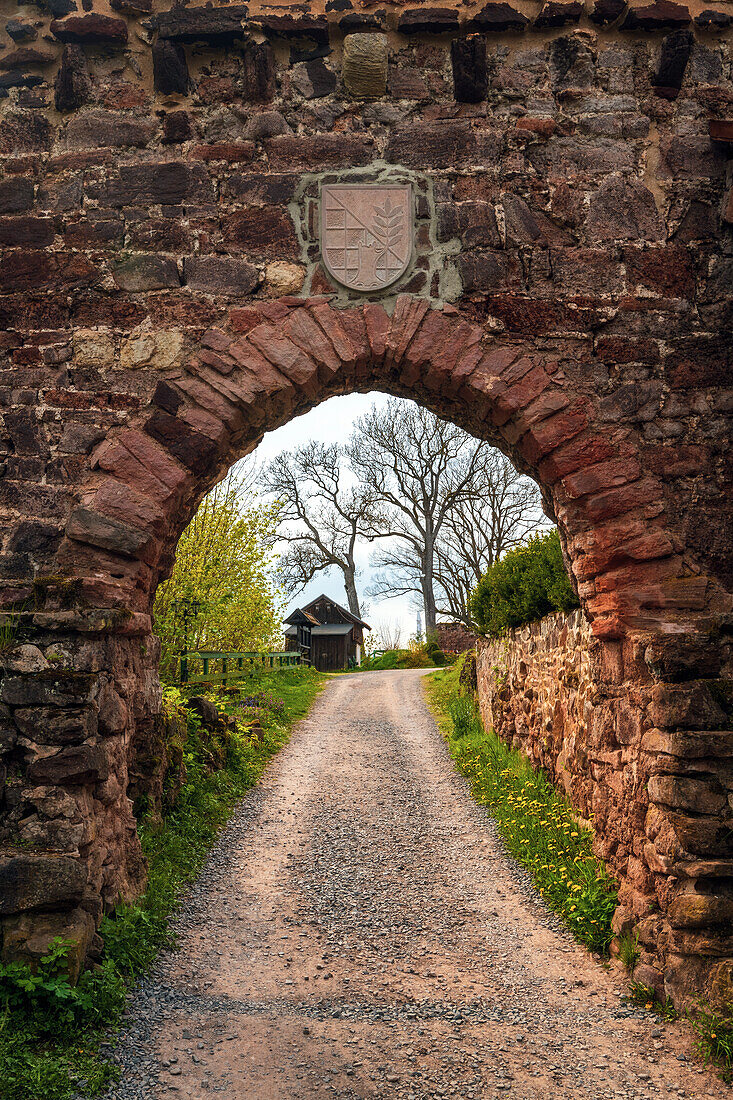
left=0, top=0, right=731, bottom=1011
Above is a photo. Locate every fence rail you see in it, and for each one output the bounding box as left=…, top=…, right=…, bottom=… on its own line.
left=179, top=649, right=301, bottom=685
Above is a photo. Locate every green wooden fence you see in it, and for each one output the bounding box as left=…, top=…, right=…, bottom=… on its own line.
left=179, top=649, right=301, bottom=685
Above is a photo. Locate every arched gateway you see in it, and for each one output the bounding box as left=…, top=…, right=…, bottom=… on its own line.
left=0, top=0, right=731, bottom=1010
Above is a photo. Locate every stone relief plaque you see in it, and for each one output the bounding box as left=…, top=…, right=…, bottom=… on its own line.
left=320, top=183, right=412, bottom=292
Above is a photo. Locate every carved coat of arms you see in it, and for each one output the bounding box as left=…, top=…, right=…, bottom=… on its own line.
left=321, top=184, right=412, bottom=292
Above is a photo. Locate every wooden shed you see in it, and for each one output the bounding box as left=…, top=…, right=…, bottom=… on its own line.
left=284, top=595, right=371, bottom=672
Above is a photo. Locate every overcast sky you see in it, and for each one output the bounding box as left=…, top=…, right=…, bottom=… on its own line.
left=242, top=392, right=423, bottom=646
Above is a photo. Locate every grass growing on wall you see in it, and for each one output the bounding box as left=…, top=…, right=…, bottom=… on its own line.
left=425, top=660, right=618, bottom=955
left=0, top=666, right=325, bottom=1100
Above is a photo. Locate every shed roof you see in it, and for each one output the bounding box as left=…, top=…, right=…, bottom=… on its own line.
left=300, top=594, right=371, bottom=630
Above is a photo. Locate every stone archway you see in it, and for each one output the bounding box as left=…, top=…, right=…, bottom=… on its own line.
left=0, top=0, right=732, bottom=1009
left=1, top=296, right=731, bottom=1007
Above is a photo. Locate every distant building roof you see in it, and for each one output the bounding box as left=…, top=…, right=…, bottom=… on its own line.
left=300, top=594, right=371, bottom=630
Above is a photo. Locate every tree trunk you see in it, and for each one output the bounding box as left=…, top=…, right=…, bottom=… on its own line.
left=423, top=533, right=437, bottom=635
left=343, top=570, right=361, bottom=618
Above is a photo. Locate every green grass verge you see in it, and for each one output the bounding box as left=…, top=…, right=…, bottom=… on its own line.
left=0, top=665, right=325, bottom=1100
left=424, top=661, right=618, bottom=955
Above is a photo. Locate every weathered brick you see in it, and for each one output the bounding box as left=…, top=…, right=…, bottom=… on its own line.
left=0, top=217, right=54, bottom=248
left=620, top=0, right=691, bottom=29
left=0, top=110, right=52, bottom=154
left=222, top=206, right=299, bottom=257
left=54, top=44, right=92, bottom=112
left=266, top=133, right=374, bottom=169
left=50, top=13, right=129, bottom=43
left=64, top=110, right=157, bottom=150
left=451, top=36, right=488, bottom=104
left=467, top=3, right=529, bottom=31
left=386, top=122, right=501, bottom=169
left=183, top=256, right=260, bottom=297
left=0, top=251, right=97, bottom=291
left=398, top=7, right=460, bottom=33
left=102, top=163, right=215, bottom=207
left=152, top=40, right=189, bottom=96
left=0, top=178, right=34, bottom=215
left=111, top=254, right=181, bottom=292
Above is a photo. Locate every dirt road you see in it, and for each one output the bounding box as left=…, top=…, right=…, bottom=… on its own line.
left=107, top=669, right=722, bottom=1100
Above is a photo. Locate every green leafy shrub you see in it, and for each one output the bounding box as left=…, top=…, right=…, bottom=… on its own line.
left=364, top=648, right=435, bottom=670
left=470, top=529, right=579, bottom=637
left=0, top=941, right=125, bottom=1040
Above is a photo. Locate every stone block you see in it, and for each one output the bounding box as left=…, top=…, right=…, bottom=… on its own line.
left=386, top=122, right=500, bottom=170
left=120, top=329, right=184, bottom=371
left=0, top=251, right=97, bottom=291
left=64, top=110, right=157, bottom=150
left=15, top=705, right=97, bottom=745
left=669, top=813, right=733, bottom=857
left=0, top=47, right=55, bottom=70
left=668, top=893, right=733, bottom=929
left=111, top=253, right=181, bottom=292
left=648, top=775, right=727, bottom=815
left=143, top=409, right=220, bottom=475
left=451, top=36, right=488, bottom=104
left=66, top=506, right=151, bottom=557
left=467, top=3, right=529, bottom=31
left=585, top=176, right=664, bottom=243
left=104, top=162, right=215, bottom=207
left=0, top=854, right=86, bottom=915
left=266, top=262, right=305, bottom=297
left=342, top=33, right=388, bottom=99
left=255, top=13, right=329, bottom=42
left=620, top=1, right=691, bottom=29
left=27, top=743, right=109, bottom=786
left=50, top=14, right=129, bottom=44
left=222, top=206, right=299, bottom=258
left=183, top=256, right=260, bottom=297
left=0, top=177, right=34, bottom=215
left=162, top=110, right=193, bottom=144
left=534, top=1, right=584, bottom=26
left=54, top=44, right=92, bottom=112
left=641, top=728, right=733, bottom=758
left=649, top=683, right=727, bottom=731
left=151, top=4, right=248, bottom=43
left=241, top=42, right=276, bottom=103
left=267, top=133, right=373, bottom=169
left=2, top=907, right=95, bottom=981
left=397, top=7, right=460, bottom=33
left=0, top=216, right=54, bottom=248
left=152, top=40, right=189, bottom=97
left=291, top=58, right=337, bottom=99
left=0, top=110, right=52, bottom=153
left=5, top=20, right=38, bottom=42
left=652, top=29, right=693, bottom=99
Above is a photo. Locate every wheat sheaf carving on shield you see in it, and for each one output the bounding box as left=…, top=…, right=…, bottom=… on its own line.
left=321, top=184, right=412, bottom=292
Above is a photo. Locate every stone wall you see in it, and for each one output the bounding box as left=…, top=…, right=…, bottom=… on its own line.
left=477, top=610, right=733, bottom=1006
left=0, top=0, right=731, bottom=1006
left=476, top=610, right=593, bottom=812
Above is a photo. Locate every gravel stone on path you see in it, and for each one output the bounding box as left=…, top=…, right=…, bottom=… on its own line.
left=101, top=670, right=725, bottom=1100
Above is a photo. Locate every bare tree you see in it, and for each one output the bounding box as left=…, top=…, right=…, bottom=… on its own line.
left=433, top=452, right=543, bottom=628
left=346, top=399, right=488, bottom=634
left=262, top=441, right=380, bottom=619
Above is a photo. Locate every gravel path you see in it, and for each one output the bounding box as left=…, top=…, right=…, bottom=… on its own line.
left=104, top=670, right=723, bottom=1100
